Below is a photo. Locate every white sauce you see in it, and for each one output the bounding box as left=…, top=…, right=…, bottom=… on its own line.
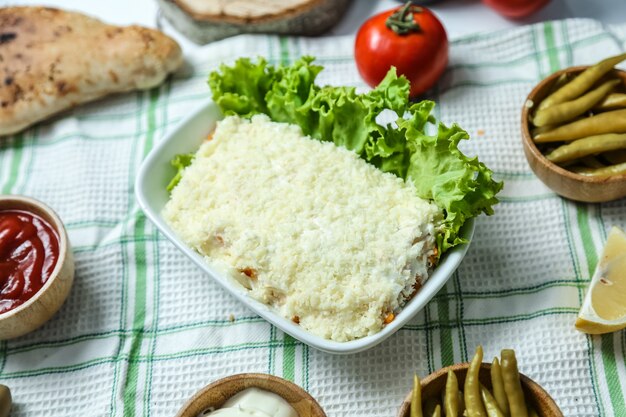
left=203, top=388, right=298, bottom=417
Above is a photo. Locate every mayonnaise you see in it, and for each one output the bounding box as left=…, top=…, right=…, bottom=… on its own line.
left=204, top=388, right=298, bottom=417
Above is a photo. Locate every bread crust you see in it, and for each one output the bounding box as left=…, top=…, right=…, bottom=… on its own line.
left=0, top=7, right=183, bottom=136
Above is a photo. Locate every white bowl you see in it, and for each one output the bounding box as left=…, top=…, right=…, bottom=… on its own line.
left=135, top=100, right=474, bottom=354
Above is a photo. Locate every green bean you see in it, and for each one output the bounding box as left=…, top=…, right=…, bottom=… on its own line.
left=465, top=346, right=488, bottom=417
left=531, top=124, right=556, bottom=138
left=528, top=73, right=570, bottom=111
left=412, top=374, right=423, bottom=417
left=534, top=109, right=626, bottom=143
left=568, top=157, right=606, bottom=173
left=549, top=73, right=571, bottom=94
left=0, top=385, right=11, bottom=417
left=500, top=350, right=528, bottom=417
left=581, top=155, right=606, bottom=168
left=531, top=118, right=586, bottom=140
left=538, top=52, right=626, bottom=110
left=595, top=93, right=626, bottom=111
left=480, top=385, right=506, bottom=417
left=491, top=358, right=510, bottom=416
left=432, top=404, right=442, bottom=417
left=568, top=164, right=588, bottom=173
left=424, top=396, right=441, bottom=417
left=444, top=370, right=459, bottom=417
left=533, top=79, right=620, bottom=126
left=546, top=133, right=626, bottom=163
left=445, top=390, right=465, bottom=416
left=604, top=149, right=626, bottom=164
left=573, top=161, right=626, bottom=177
left=458, top=391, right=466, bottom=416
left=531, top=116, right=587, bottom=138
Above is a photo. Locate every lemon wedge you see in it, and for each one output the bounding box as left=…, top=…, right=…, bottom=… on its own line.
left=575, top=226, right=626, bottom=334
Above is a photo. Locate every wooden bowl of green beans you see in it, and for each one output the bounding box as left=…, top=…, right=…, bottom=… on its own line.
left=521, top=53, right=626, bottom=203
left=397, top=348, right=563, bottom=417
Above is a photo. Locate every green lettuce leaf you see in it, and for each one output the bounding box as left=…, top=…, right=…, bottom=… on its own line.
left=198, top=56, right=503, bottom=254
left=309, top=86, right=381, bottom=154
left=166, top=153, right=194, bottom=192
left=402, top=118, right=503, bottom=253
left=265, top=56, right=322, bottom=133
left=208, top=57, right=276, bottom=117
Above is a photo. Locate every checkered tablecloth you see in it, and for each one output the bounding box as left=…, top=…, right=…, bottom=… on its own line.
left=1, top=18, right=625, bottom=417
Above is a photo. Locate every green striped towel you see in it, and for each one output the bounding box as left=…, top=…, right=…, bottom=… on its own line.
left=1, top=18, right=625, bottom=417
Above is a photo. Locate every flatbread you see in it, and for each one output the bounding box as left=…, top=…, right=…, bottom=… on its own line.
left=0, top=7, right=183, bottom=136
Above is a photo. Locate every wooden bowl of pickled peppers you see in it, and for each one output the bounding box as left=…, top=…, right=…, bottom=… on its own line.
left=521, top=53, right=626, bottom=202
left=397, top=347, right=563, bottom=417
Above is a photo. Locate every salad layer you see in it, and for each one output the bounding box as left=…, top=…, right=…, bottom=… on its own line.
left=171, top=57, right=502, bottom=255
left=164, top=115, right=440, bottom=341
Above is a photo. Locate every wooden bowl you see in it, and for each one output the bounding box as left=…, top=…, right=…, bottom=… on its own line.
left=521, top=66, right=626, bottom=202
left=0, top=195, right=74, bottom=339
left=175, top=373, right=326, bottom=417
left=397, top=363, right=563, bottom=417
left=157, top=0, right=353, bottom=44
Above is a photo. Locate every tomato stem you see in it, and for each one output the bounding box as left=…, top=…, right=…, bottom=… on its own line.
left=386, top=1, right=422, bottom=35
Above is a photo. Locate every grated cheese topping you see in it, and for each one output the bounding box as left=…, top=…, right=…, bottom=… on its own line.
left=163, top=115, right=441, bottom=342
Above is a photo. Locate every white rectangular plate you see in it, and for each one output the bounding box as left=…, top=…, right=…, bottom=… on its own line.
left=135, top=100, right=474, bottom=354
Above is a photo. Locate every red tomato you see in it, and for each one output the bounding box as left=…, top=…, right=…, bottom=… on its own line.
left=355, top=4, right=448, bottom=98
left=482, top=0, right=549, bottom=18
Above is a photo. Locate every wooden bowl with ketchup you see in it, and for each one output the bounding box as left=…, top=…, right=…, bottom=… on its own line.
left=0, top=195, right=74, bottom=339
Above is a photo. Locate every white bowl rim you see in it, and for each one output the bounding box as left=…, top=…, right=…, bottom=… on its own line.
left=135, top=100, right=474, bottom=354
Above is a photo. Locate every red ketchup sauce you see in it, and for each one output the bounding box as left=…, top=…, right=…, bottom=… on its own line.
left=0, top=210, right=60, bottom=314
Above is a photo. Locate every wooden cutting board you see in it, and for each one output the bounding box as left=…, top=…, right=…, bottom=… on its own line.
left=158, top=0, right=353, bottom=44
